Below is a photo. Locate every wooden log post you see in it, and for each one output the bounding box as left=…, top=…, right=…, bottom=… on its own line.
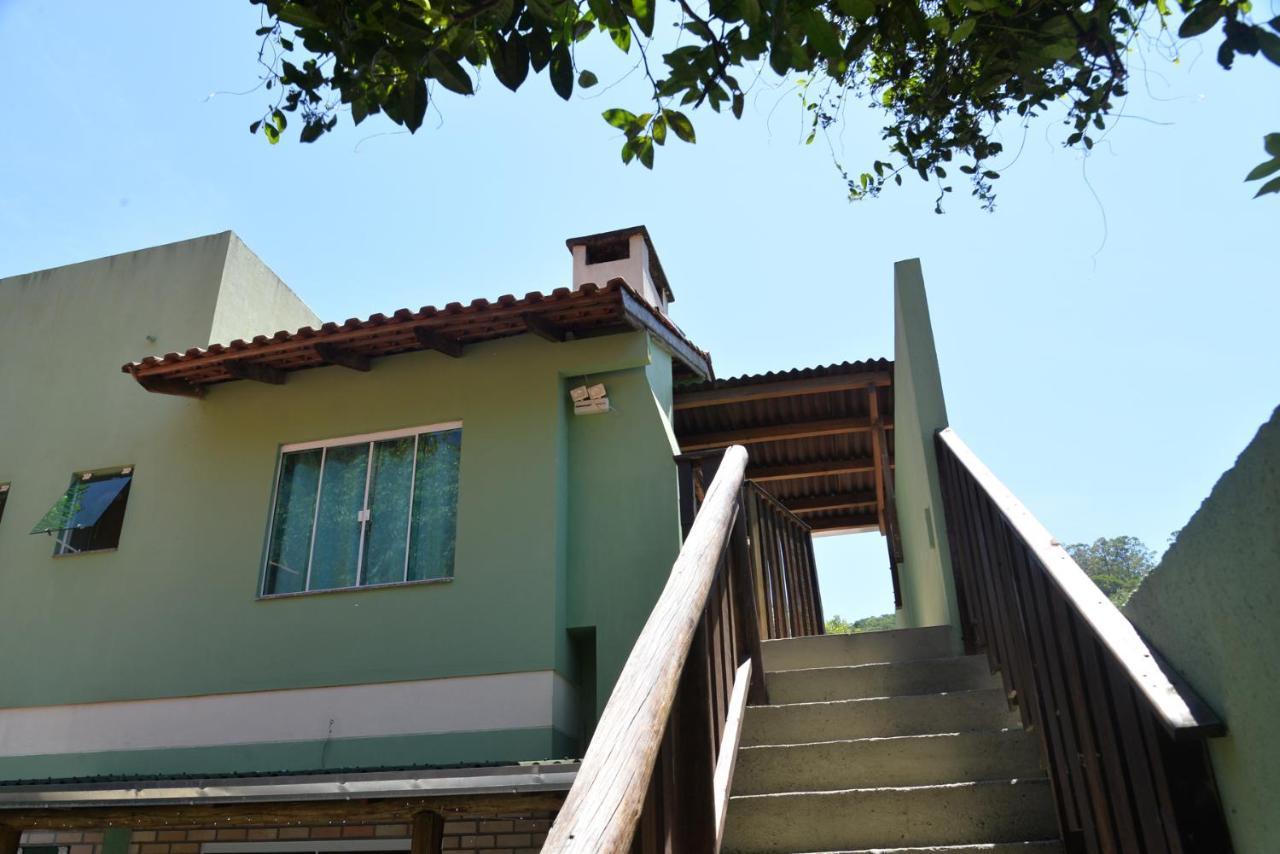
left=410, top=811, right=445, bottom=854
left=0, top=826, right=19, bottom=854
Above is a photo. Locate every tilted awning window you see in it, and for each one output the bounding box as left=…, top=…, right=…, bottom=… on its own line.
left=31, top=470, right=133, bottom=534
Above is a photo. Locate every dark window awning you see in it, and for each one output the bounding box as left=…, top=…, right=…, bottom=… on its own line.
left=30, top=471, right=132, bottom=535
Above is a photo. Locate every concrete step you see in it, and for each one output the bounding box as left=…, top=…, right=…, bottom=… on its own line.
left=741, top=689, right=1018, bottom=747
left=721, top=779, right=1059, bottom=853
left=789, top=843, right=1065, bottom=854
left=733, top=730, right=1045, bottom=795
left=763, top=626, right=955, bottom=672
left=767, top=655, right=1000, bottom=704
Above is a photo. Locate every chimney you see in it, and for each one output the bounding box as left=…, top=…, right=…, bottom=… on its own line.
left=566, top=226, right=674, bottom=314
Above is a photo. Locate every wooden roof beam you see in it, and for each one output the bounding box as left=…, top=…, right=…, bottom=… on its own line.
left=523, top=312, right=568, bottom=342
left=680, top=415, right=893, bottom=452
left=808, top=513, right=880, bottom=534
left=136, top=376, right=205, bottom=399
left=867, top=386, right=903, bottom=562
left=786, top=492, right=879, bottom=513
left=224, top=359, right=286, bottom=385
left=747, top=458, right=885, bottom=482
left=314, top=343, right=372, bottom=372
left=674, top=371, right=891, bottom=410
left=414, top=327, right=464, bottom=358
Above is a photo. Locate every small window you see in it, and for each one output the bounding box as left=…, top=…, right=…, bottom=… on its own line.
left=262, top=426, right=461, bottom=596
left=31, top=468, right=134, bottom=555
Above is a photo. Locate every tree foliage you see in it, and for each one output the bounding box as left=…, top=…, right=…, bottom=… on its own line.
left=245, top=0, right=1280, bottom=205
left=826, top=612, right=896, bottom=634
left=1066, top=534, right=1157, bottom=607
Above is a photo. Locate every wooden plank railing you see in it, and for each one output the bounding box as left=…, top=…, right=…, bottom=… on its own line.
left=935, top=427, right=1233, bottom=854
left=542, top=446, right=823, bottom=853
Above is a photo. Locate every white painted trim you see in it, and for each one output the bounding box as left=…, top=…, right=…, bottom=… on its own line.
left=281, top=422, right=462, bottom=453
left=0, top=671, right=576, bottom=758
left=204, top=841, right=409, bottom=854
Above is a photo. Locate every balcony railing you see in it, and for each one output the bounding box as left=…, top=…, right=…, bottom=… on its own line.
left=935, top=427, right=1232, bottom=853
left=542, top=446, right=823, bottom=852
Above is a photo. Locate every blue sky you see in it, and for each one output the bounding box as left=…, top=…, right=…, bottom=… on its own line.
left=2, top=2, right=1275, bottom=619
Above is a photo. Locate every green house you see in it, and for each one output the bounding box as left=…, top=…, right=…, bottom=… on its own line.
left=0, top=229, right=1260, bottom=853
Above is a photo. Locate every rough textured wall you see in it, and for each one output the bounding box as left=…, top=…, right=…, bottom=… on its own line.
left=892, top=259, right=961, bottom=644
left=1124, top=407, right=1280, bottom=853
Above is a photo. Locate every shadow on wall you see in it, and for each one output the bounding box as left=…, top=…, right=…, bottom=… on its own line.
left=1124, top=405, right=1280, bottom=854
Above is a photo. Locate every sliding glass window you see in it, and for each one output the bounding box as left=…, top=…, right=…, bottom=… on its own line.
left=262, top=424, right=462, bottom=596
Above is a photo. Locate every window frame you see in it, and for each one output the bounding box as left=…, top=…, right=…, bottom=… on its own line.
left=37, top=467, right=135, bottom=557
left=258, top=421, right=462, bottom=599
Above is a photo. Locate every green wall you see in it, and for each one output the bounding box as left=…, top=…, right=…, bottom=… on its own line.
left=0, top=235, right=686, bottom=779
left=1124, top=407, right=1280, bottom=853
left=892, top=259, right=961, bottom=643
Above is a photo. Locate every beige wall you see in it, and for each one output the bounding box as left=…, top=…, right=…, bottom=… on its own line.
left=1125, top=406, right=1280, bottom=853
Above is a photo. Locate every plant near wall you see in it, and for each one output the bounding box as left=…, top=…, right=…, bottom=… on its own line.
left=245, top=0, right=1280, bottom=207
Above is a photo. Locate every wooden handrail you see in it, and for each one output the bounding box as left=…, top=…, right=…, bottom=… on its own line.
left=935, top=426, right=1232, bottom=852
left=936, top=428, right=1221, bottom=737
left=543, top=446, right=750, bottom=853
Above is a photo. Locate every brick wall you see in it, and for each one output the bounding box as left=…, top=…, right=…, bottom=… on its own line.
left=19, top=814, right=553, bottom=854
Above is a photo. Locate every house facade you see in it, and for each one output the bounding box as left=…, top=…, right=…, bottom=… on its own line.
left=0, top=228, right=707, bottom=789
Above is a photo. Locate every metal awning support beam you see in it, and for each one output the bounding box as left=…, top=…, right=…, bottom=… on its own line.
left=673, top=372, right=891, bottom=410
left=680, top=415, right=893, bottom=452
left=785, top=492, right=879, bottom=513
left=746, top=458, right=885, bottom=482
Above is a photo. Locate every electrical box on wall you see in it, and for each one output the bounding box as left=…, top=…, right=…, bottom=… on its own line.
left=570, top=383, right=610, bottom=415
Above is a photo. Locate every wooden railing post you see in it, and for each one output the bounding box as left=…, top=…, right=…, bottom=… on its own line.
left=0, top=825, right=19, bottom=854
left=410, top=811, right=445, bottom=854
left=730, top=493, right=768, bottom=705
left=670, top=624, right=717, bottom=852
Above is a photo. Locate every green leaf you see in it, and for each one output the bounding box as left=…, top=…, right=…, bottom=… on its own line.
left=732, top=91, right=745, bottom=119
left=1254, top=174, right=1280, bottom=196
left=836, top=0, right=876, bottom=20
left=428, top=53, right=475, bottom=95
left=549, top=43, right=574, bottom=100
left=738, top=0, right=761, bottom=25
left=603, top=108, right=638, bottom=128
left=638, top=136, right=655, bottom=168
left=1266, top=133, right=1280, bottom=157
left=1245, top=158, right=1280, bottom=181
left=950, top=18, right=977, bottom=41
left=610, top=24, right=632, bottom=52
left=249, top=119, right=262, bottom=134
left=665, top=109, right=696, bottom=142
left=272, top=109, right=287, bottom=131
left=1178, top=2, right=1224, bottom=38
left=652, top=114, right=667, bottom=144
left=275, top=3, right=327, bottom=29
left=263, top=124, right=281, bottom=144
left=402, top=78, right=429, bottom=131
left=1041, top=40, right=1078, bottom=60
left=578, top=69, right=599, bottom=87
left=630, top=0, right=655, bottom=37
left=802, top=11, right=844, bottom=60
left=491, top=34, right=531, bottom=91
left=1258, top=30, right=1280, bottom=65
left=299, top=120, right=325, bottom=142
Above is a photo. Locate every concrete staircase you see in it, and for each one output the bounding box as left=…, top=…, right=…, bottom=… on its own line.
left=721, top=626, right=1064, bottom=854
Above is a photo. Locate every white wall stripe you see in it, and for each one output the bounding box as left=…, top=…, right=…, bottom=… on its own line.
left=0, top=671, right=573, bottom=758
